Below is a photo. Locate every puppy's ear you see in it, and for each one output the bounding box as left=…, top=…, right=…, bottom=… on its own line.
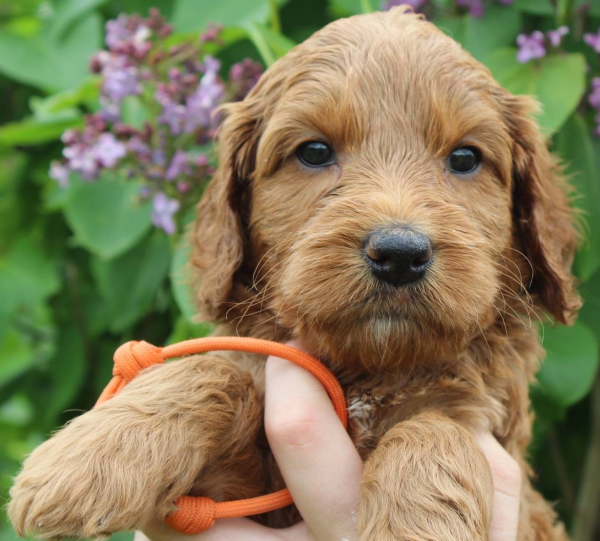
left=191, top=101, right=259, bottom=320
left=502, top=94, right=581, bottom=324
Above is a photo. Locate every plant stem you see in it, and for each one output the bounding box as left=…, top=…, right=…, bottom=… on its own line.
left=269, top=0, right=281, bottom=34
left=557, top=0, right=575, bottom=27
left=246, top=23, right=276, bottom=67
left=549, top=427, right=575, bottom=514
left=361, top=0, right=373, bottom=13
left=572, top=371, right=600, bottom=541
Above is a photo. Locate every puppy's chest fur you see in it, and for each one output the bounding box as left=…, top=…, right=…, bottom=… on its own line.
left=222, top=319, right=540, bottom=465
left=344, top=370, right=497, bottom=458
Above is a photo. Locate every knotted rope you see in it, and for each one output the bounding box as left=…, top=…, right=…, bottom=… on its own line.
left=94, top=336, right=347, bottom=534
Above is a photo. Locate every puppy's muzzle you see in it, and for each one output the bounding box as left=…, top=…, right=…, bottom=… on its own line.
left=364, top=226, right=432, bottom=286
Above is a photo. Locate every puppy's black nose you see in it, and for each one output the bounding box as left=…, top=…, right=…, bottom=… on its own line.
left=364, top=227, right=433, bottom=286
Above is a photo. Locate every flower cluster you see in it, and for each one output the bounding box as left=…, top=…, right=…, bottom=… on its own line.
left=382, top=0, right=427, bottom=13
left=382, top=0, right=513, bottom=18
left=50, top=9, right=263, bottom=235
left=584, top=27, right=600, bottom=53
left=588, top=78, right=600, bottom=138
left=516, top=26, right=569, bottom=63
left=455, top=0, right=512, bottom=18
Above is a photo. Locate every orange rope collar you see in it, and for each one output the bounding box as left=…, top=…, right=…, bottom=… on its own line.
left=95, top=337, right=347, bottom=534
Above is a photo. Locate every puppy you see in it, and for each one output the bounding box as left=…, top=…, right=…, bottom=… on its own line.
left=9, top=7, right=579, bottom=540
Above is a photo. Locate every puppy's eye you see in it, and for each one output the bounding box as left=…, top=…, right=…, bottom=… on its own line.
left=297, top=141, right=335, bottom=167
left=446, top=147, right=481, bottom=174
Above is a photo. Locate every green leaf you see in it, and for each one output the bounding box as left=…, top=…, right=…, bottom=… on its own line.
left=462, top=5, right=521, bottom=62
left=530, top=384, right=566, bottom=445
left=107, top=531, right=134, bottom=541
left=580, top=269, right=600, bottom=342
left=54, top=12, right=102, bottom=89
left=436, top=16, right=466, bottom=43
left=0, top=115, right=82, bottom=147
left=0, top=394, right=34, bottom=426
left=35, top=324, right=86, bottom=426
left=120, top=96, right=151, bottom=130
left=0, top=303, right=56, bottom=385
left=0, top=327, right=35, bottom=387
left=30, top=78, right=100, bottom=120
left=170, top=232, right=197, bottom=322
left=0, top=32, right=70, bottom=91
left=328, top=0, right=364, bottom=16
left=484, top=49, right=586, bottom=135
left=245, top=22, right=296, bottom=65
left=537, top=321, right=599, bottom=407
left=91, top=232, right=171, bottom=332
left=555, top=114, right=600, bottom=281
left=167, top=316, right=214, bottom=344
left=438, top=6, right=521, bottom=62
left=63, top=173, right=153, bottom=260
left=171, top=0, right=291, bottom=34
left=513, top=0, right=554, bottom=15
left=94, top=336, right=121, bottom=397
left=46, top=0, right=109, bottom=42
left=0, top=238, right=60, bottom=317
left=0, top=12, right=101, bottom=92
left=0, top=513, right=22, bottom=541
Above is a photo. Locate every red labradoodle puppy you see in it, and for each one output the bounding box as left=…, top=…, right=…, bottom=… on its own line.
left=9, top=7, right=580, bottom=540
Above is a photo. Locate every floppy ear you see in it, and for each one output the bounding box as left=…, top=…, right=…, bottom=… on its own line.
left=191, top=54, right=293, bottom=321
left=191, top=100, right=259, bottom=321
left=503, top=94, right=581, bottom=324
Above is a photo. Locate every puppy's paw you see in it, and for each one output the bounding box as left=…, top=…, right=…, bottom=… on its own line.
left=8, top=418, right=166, bottom=539
left=8, top=354, right=258, bottom=539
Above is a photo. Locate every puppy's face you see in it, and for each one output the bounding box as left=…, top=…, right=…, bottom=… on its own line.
left=193, top=9, right=580, bottom=371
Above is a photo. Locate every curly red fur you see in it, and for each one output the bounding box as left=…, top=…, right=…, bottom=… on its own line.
left=9, top=7, right=580, bottom=540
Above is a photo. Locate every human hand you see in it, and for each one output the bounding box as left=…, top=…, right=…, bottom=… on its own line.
left=137, top=340, right=521, bottom=541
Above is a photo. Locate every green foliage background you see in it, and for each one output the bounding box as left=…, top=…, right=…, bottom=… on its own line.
left=0, top=0, right=599, bottom=539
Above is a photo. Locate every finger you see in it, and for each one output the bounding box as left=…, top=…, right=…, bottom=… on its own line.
left=138, top=516, right=307, bottom=541
left=265, top=340, right=363, bottom=540
left=475, top=432, right=522, bottom=541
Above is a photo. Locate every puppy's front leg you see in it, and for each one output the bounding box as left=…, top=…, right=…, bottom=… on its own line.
left=358, top=412, right=494, bottom=541
left=9, top=354, right=262, bottom=539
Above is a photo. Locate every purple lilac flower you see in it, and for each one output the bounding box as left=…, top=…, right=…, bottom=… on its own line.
left=63, top=143, right=100, bottom=180
left=229, top=59, right=263, bottom=101
left=588, top=78, right=600, bottom=109
left=152, top=192, right=180, bottom=234
left=101, top=55, right=141, bottom=103
left=588, top=79, right=600, bottom=138
left=155, top=84, right=187, bottom=135
left=547, top=26, right=569, bottom=47
left=98, top=98, right=121, bottom=124
left=165, top=150, right=191, bottom=180
left=105, top=15, right=133, bottom=49
left=128, top=136, right=152, bottom=160
left=177, top=180, right=191, bottom=193
left=52, top=8, right=262, bottom=221
left=105, top=15, right=151, bottom=57
left=201, top=23, right=223, bottom=43
left=49, top=161, right=70, bottom=187
left=516, top=32, right=546, bottom=63
left=584, top=28, right=600, bottom=53
left=94, top=133, right=127, bottom=168
left=194, top=154, right=209, bottom=167
left=454, top=0, right=485, bottom=17
left=157, top=56, right=225, bottom=135
left=382, top=0, right=426, bottom=11
left=184, top=57, right=225, bottom=132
